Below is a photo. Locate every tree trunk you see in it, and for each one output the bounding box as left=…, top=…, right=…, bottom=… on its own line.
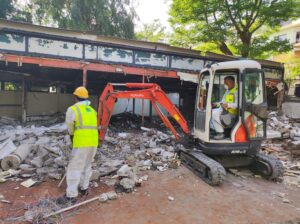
left=219, top=42, right=233, bottom=56
left=240, top=32, right=252, bottom=58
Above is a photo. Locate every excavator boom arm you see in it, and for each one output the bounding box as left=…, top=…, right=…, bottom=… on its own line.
left=98, top=83, right=190, bottom=143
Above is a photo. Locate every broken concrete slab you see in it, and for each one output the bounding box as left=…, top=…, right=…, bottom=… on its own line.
left=117, top=165, right=131, bottom=177
left=21, top=178, right=37, bottom=188
left=106, top=191, right=117, bottom=200
left=119, top=178, right=135, bottom=192
left=267, top=130, right=282, bottom=139
left=99, top=193, right=109, bottom=202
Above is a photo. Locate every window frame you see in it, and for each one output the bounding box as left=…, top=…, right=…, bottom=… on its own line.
left=241, top=68, right=267, bottom=140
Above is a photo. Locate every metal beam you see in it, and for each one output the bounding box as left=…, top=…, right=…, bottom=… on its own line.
left=0, top=53, right=180, bottom=79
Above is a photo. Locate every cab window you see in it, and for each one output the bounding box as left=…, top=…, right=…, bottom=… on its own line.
left=197, top=72, right=210, bottom=110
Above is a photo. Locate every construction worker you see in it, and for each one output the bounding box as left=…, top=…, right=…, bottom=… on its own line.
left=57, top=86, right=98, bottom=205
left=210, top=76, right=238, bottom=140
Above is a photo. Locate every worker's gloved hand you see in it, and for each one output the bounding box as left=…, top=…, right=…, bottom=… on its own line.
left=212, top=102, right=220, bottom=108
left=221, top=103, right=228, bottom=109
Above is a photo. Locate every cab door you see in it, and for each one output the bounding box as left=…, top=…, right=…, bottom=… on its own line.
left=194, top=71, right=211, bottom=141
left=242, top=69, right=267, bottom=140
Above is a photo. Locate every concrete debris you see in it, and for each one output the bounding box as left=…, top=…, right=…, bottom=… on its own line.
left=263, top=112, right=300, bottom=187
left=90, top=170, right=101, bottom=181
left=1, top=144, right=33, bottom=170
left=1, top=199, right=11, bottom=204
left=282, top=198, right=291, bottom=203
left=139, top=175, right=149, bottom=181
left=99, top=193, right=109, bottom=202
left=117, top=165, right=132, bottom=177
left=0, top=116, right=19, bottom=126
left=119, top=178, right=135, bottom=192
left=0, top=139, right=17, bottom=160
left=106, top=191, right=118, bottom=200
left=0, top=114, right=185, bottom=192
left=168, top=196, right=174, bottom=201
left=21, top=178, right=37, bottom=188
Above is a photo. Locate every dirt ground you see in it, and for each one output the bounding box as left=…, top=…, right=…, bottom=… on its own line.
left=1, top=166, right=300, bottom=224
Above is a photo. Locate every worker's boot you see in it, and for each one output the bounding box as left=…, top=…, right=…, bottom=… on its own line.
left=56, top=194, right=77, bottom=206
left=78, top=188, right=89, bottom=196
left=213, top=132, right=225, bottom=140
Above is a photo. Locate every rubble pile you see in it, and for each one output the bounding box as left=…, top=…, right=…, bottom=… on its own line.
left=0, top=114, right=183, bottom=191
left=264, top=112, right=300, bottom=187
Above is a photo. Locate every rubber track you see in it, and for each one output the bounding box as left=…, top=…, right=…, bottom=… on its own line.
left=255, top=153, right=284, bottom=180
left=180, top=150, right=226, bottom=186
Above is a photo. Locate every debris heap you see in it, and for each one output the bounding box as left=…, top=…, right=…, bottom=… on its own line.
left=264, top=112, right=300, bottom=187
left=0, top=114, right=183, bottom=190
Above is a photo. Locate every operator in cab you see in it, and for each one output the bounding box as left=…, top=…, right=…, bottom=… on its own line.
left=210, top=76, right=238, bottom=140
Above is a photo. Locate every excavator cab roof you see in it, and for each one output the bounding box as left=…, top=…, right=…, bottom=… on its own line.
left=202, top=60, right=261, bottom=74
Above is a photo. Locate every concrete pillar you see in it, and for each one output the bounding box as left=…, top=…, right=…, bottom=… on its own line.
left=83, top=68, right=87, bottom=87
left=21, top=76, right=27, bottom=124
left=1, top=144, right=33, bottom=170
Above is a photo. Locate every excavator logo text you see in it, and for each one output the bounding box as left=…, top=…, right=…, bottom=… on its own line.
left=130, top=94, right=145, bottom=97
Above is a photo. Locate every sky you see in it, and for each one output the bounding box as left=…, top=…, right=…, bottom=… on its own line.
left=135, top=0, right=171, bottom=31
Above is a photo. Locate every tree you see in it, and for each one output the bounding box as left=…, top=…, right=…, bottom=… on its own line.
left=0, top=0, right=14, bottom=19
left=0, top=0, right=32, bottom=22
left=30, top=0, right=136, bottom=39
left=136, top=19, right=168, bottom=43
left=169, top=0, right=300, bottom=58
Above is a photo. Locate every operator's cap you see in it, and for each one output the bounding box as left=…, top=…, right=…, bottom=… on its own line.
left=73, top=86, right=89, bottom=99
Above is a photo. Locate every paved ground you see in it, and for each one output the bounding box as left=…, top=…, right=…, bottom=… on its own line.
left=1, top=166, right=300, bottom=224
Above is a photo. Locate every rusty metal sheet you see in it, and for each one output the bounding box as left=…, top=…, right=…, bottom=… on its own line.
left=171, top=56, right=204, bottom=71
left=28, top=37, right=83, bottom=58
left=135, top=52, right=168, bottom=67
left=0, top=33, right=25, bottom=51
left=98, top=46, right=133, bottom=63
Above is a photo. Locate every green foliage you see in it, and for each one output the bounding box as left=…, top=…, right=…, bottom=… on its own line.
left=29, top=0, right=136, bottom=38
left=135, top=19, right=168, bottom=43
left=274, top=53, right=300, bottom=80
left=30, top=0, right=135, bottom=38
left=169, top=0, right=300, bottom=58
left=0, top=0, right=14, bottom=19
left=0, top=0, right=32, bottom=22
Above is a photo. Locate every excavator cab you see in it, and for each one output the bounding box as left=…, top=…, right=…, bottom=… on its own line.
left=179, top=60, right=283, bottom=185
left=194, top=60, right=267, bottom=145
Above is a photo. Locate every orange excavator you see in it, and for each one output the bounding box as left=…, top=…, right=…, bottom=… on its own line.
left=97, top=60, right=284, bottom=186
left=97, top=82, right=189, bottom=144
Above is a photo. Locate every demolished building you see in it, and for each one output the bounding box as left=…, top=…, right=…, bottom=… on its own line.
left=0, top=19, right=284, bottom=124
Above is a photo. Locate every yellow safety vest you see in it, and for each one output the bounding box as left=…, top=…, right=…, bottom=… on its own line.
left=70, top=104, right=98, bottom=148
left=224, top=86, right=238, bottom=115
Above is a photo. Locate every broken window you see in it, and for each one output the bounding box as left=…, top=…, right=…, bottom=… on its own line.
left=29, top=84, right=57, bottom=93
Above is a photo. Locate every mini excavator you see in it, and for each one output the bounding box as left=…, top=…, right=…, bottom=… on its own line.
left=97, top=60, right=284, bottom=186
